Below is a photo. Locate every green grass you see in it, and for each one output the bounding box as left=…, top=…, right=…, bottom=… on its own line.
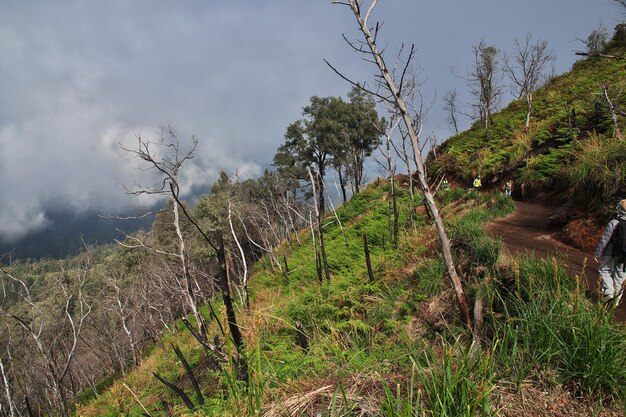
left=430, top=40, right=626, bottom=213
left=78, top=182, right=626, bottom=416
left=487, top=256, right=626, bottom=403
left=418, top=341, right=496, bottom=417
left=568, top=135, right=626, bottom=213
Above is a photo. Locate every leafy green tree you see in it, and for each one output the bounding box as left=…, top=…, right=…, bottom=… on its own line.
left=274, top=96, right=347, bottom=212
left=344, top=86, right=384, bottom=194
left=194, top=171, right=232, bottom=235
left=274, top=92, right=383, bottom=208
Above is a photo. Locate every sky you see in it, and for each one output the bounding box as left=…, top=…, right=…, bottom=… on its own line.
left=0, top=0, right=622, bottom=242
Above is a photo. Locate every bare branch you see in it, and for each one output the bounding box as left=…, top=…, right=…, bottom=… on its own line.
left=324, top=59, right=395, bottom=104
left=364, top=0, right=379, bottom=27
left=335, top=0, right=471, bottom=327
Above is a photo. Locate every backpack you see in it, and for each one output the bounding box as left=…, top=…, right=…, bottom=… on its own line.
left=610, top=220, right=626, bottom=261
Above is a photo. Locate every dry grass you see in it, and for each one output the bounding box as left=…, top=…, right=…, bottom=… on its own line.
left=261, top=373, right=387, bottom=417
left=491, top=379, right=624, bottom=417
left=413, top=288, right=457, bottom=335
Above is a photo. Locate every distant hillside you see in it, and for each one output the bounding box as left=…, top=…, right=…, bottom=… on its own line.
left=0, top=208, right=153, bottom=260
left=430, top=25, right=626, bottom=217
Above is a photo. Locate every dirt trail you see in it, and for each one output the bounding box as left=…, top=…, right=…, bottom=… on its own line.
left=488, top=201, right=626, bottom=321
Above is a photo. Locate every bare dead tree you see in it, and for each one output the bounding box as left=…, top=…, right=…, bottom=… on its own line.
left=122, top=131, right=209, bottom=341
left=214, top=232, right=248, bottom=382
left=247, top=201, right=289, bottom=280
left=239, top=212, right=285, bottom=277
left=600, top=83, right=624, bottom=140
left=307, top=166, right=331, bottom=283
left=576, top=23, right=609, bottom=58
left=0, top=355, right=16, bottom=417
left=308, top=211, right=323, bottom=283
left=0, top=259, right=92, bottom=417
left=105, top=271, right=140, bottom=367
left=392, top=125, right=418, bottom=228
left=282, top=191, right=305, bottom=246
left=228, top=200, right=249, bottom=308
left=331, top=0, right=472, bottom=327
left=468, top=39, right=502, bottom=130
left=373, top=115, right=401, bottom=245
left=443, top=89, right=460, bottom=134
left=326, top=191, right=349, bottom=247
left=123, top=130, right=247, bottom=383
left=380, top=62, right=430, bottom=230
left=259, top=201, right=291, bottom=279
left=502, top=33, right=554, bottom=129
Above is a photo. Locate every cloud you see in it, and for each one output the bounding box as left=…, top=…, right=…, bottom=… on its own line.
left=0, top=0, right=617, bottom=242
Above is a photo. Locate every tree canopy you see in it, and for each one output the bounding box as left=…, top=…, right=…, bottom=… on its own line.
left=273, top=88, right=383, bottom=210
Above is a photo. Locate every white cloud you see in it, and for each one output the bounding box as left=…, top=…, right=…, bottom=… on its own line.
left=0, top=0, right=618, bottom=241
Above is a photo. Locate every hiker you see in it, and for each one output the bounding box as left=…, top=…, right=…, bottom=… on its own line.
left=593, top=199, right=626, bottom=305
left=504, top=179, right=513, bottom=197
left=472, top=175, right=482, bottom=191
left=442, top=178, right=449, bottom=191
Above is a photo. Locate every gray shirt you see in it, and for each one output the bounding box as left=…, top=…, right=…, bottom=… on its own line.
left=595, top=219, right=620, bottom=257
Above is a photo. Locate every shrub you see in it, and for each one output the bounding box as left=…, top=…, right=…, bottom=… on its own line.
left=568, top=134, right=626, bottom=213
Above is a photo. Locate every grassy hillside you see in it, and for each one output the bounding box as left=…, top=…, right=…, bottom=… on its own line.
left=430, top=29, right=626, bottom=214
left=48, top=27, right=626, bottom=417
left=76, top=182, right=625, bottom=416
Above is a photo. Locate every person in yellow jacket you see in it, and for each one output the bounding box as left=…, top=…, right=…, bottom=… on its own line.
left=472, top=175, right=482, bottom=191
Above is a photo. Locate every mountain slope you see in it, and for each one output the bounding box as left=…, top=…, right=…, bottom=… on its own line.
left=430, top=30, right=626, bottom=214
left=76, top=182, right=625, bottom=416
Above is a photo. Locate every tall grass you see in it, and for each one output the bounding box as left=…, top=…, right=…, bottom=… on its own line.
left=487, top=256, right=626, bottom=403
left=569, top=135, right=626, bottom=213
left=449, top=194, right=514, bottom=270
left=379, top=363, right=423, bottom=417
left=418, top=342, right=495, bottom=417
left=378, top=342, right=496, bottom=417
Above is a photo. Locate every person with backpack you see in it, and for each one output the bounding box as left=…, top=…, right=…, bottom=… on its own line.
left=594, top=199, right=626, bottom=305
left=504, top=179, right=513, bottom=197
left=472, top=175, right=482, bottom=191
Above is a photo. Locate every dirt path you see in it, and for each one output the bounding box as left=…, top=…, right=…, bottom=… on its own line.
left=488, top=201, right=626, bottom=321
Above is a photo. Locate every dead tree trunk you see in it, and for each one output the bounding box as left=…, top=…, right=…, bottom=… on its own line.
left=308, top=167, right=331, bottom=283
left=337, top=169, right=348, bottom=203
left=327, top=191, right=349, bottom=247
left=339, top=0, right=471, bottom=327
left=228, top=201, right=249, bottom=308
left=123, top=133, right=250, bottom=387
left=387, top=132, right=399, bottom=246
left=601, top=84, right=623, bottom=140
left=0, top=357, right=16, bottom=417
left=215, top=233, right=248, bottom=383
left=153, top=373, right=195, bottom=411
left=308, top=211, right=323, bottom=283
left=0, top=262, right=92, bottom=417
left=171, top=344, right=204, bottom=406
left=363, top=233, right=375, bottom=282
left=295, top=322, right=309, bottom=352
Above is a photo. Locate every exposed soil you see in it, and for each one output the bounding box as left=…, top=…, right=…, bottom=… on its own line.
left=488, top=201, right=626, bottom=322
